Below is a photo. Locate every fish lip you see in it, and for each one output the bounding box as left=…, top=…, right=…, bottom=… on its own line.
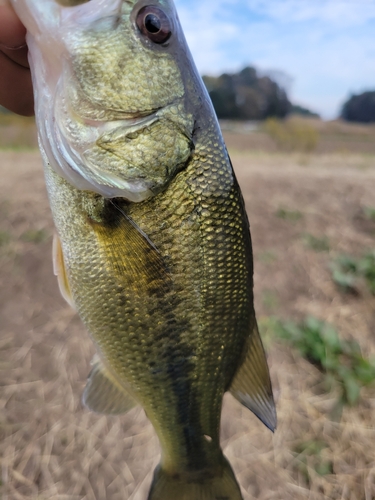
left=78, top=107, right=163, bottom=128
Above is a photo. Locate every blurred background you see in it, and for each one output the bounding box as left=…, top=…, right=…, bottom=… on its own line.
left=1, top=1, right=375, bottom=499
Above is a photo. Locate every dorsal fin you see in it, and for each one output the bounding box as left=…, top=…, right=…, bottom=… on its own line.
left=83, top=356, right=138, bottom=415
left=230, top=322, right=277, bottom=431
left=52, top=232, right=75, bottom=309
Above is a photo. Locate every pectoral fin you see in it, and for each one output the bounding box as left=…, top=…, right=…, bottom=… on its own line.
left=91, top=199, right=172, bottom=296
left=52, top=233, right=75, bottom=309
left=83, top=356, right=138, bottom=415
left=230, top=322, right=277, bottom=431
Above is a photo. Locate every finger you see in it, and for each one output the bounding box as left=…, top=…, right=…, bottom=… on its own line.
left=0, top=45, right=29, bottom=68
left=0, top=51, right=34, bottom=116
left=0, top=5, right=29, bottom=68
left=0, top=5, right=26, bottom=48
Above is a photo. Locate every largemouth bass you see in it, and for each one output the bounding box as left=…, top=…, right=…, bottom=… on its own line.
left=11, top=0, right=276, bottom=498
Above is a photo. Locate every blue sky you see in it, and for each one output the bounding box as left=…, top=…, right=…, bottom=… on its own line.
left=174, top=0, right=375, bottom=119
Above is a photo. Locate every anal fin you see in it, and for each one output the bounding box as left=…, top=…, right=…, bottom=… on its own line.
left=83, top=356, right=138, bottom=415
left=52, top=232, right=75, bottom=309
left=229, top=321, right=277, bottom=431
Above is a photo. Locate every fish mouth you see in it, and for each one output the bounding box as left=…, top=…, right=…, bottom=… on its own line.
left=43, top=79, right=193, bottom=201
left=50, top=107, right=161, bottom=200
left=79, top=107, right=162, bottom=128
left=46, top=92, right=187, bottom=201
left=40, top=85, right=160, bottom=202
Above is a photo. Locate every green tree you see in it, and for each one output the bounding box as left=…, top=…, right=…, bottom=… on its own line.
left=341, top=91, right=375, bottom=123
left=202, top=66, right=291, bottom=120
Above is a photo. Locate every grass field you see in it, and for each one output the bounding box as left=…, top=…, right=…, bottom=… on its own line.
left=0, top=118, right=375, bottom=499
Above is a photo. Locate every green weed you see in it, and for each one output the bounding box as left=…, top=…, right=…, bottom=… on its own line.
left=262, top=290, right=278, bottom=311
left=357, top=252, right=375, bottom=294
left=294, top=440, right=333, bottom=484
left=276, top=207, right=303, bottom=222
left=257, top=316, right=279, bottom=350
left=259, top=250, right=277, bottom=264
left=302, top=233, right=330, bottom=252
left=363, top=206, right=375, bottom=221
left=330, top=252, right=375, bottom=295
left=0, top=230, right=11, bottom=247
left=21, top=229, right=49, bottom=244
left=272, top=316, right=375, bottom=408
left=330, top=255, right=358, bottom=293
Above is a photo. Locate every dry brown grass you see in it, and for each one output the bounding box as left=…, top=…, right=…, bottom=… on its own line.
left=222, top=116, right=375, bottom=156
left=0, top=141, right=375, bottom=499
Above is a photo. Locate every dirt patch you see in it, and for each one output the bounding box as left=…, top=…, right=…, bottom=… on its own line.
left=0, top=150, right=374, bottom=500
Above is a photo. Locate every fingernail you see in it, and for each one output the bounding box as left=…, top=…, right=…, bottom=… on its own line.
left=0, top=42, right=27, bottom=51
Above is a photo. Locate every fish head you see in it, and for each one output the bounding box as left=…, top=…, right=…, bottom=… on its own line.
left=11, top=0, right=209, bottom=200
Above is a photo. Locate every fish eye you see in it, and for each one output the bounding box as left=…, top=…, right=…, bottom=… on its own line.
left=136, top=6, right=172, bottom=44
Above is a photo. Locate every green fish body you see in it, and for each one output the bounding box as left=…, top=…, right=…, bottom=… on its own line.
left=11, top=0, right=276, bottom=498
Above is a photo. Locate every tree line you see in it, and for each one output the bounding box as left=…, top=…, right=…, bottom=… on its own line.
left=202, top=66, right=292, bottom=120
left=341, top=91, right=375, bottom=123
left=203, top=66, right=375, bottom=124
left=202, top=66, right=319, bottom=120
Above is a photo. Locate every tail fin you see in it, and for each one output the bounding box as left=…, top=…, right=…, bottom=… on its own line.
left=147, top=458, right=243, bottom=500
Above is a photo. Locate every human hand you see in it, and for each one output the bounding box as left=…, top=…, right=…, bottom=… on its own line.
left=0, top=1, right=34, bottom=116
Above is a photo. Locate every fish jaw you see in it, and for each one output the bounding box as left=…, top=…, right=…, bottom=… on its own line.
left=10, top=0, right=197, bottom=200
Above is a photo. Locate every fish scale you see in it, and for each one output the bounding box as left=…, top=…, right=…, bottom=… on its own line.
left=12, top=0, right=276, bottom=498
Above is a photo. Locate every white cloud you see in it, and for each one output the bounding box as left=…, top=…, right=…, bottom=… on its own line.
left=245, top=0, right=375, bottom=25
